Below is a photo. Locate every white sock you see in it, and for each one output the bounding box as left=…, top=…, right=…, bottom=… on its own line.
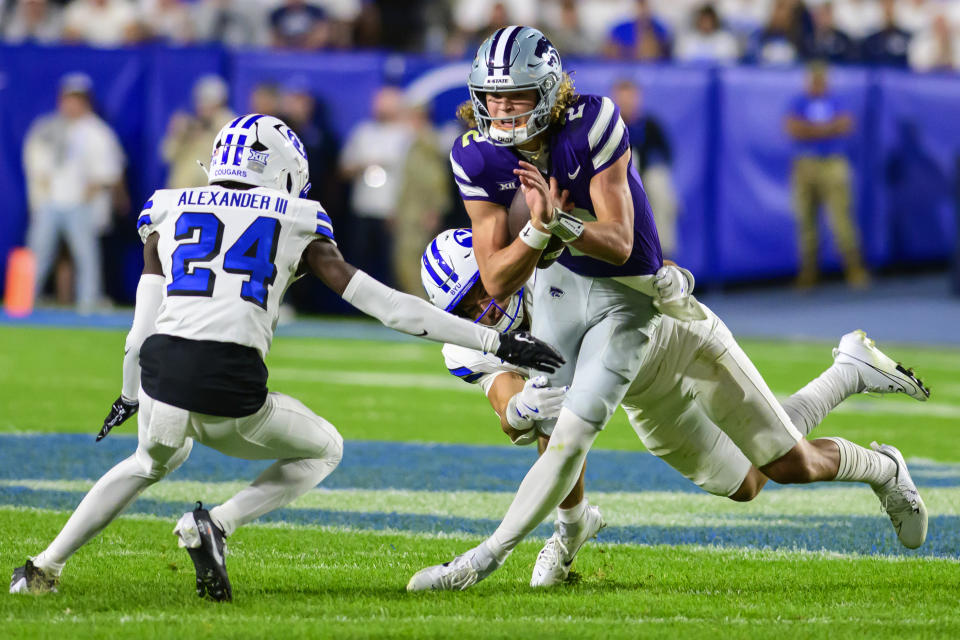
left=557, top=499, right=586, bottom=525
left=33, top=454, right=159, bottom=575
left=486, top=409, right=599, bottom=560
left=824, top=437, right=896, bottom=489
left=781, top=363, right=861, bottom=436
left=209, top=456, right=339, bottom=537
left=465, top=539, right=509, bottom=579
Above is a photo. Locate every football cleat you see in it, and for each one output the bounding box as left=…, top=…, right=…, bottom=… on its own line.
left=833, top=330, right=929, bottom=401
left=530, top=504, right=606, bottom=588
left=174, top=502, right=232, bottom=602
left=406, top=544, right=501, bottom=592
left=9, top=560, right=58, bottom=595
left=871, top=442, right=927, bottom=549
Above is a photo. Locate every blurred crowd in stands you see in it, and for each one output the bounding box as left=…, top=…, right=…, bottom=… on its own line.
left=4, top=0, right=960, bottom=73
left=21, top=66, right=691, bottom=310
left=15, top=0, right=957, bottom=310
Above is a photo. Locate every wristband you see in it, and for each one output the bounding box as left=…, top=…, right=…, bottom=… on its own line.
left=518, top=221, right=551, bottom=250
left=544, top=208, right=585, bottom=243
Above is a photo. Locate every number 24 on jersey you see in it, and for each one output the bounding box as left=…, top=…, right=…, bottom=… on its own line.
left=168, top=212, right=280, bottom=310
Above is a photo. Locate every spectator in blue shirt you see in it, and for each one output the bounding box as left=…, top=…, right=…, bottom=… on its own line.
left=604, top=0, right=671, bottom=61
left=806, top=1, right=858, bottom=64
left=862, top=0, right=911, bottom=67
left=784, top=63, right=868, bottom=289
left=270, top=0, right=329, bottom=49
left=745, top=0, right=810, bottom=65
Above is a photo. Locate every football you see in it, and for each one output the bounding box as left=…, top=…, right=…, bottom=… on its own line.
left=507, top=187, right=565, bottom=269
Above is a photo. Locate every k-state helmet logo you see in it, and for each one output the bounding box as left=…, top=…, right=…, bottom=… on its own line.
left=534, top=36, right=560, bottom=70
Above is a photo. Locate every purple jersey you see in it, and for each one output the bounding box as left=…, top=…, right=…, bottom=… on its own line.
left=450, top=93, right=663, bottom=278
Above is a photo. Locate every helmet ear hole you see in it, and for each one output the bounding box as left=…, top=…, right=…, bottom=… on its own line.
left=286, top=173, right=293, bottom=194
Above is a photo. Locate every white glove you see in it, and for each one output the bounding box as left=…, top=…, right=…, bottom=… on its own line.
left=654, top=265, right=694, bottom=304
left=505, top=375, right=568, bottom=440
left=652, top=265, right=707, bottom=321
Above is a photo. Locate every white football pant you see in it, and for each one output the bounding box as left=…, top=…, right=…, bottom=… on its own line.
left=33, top=391, right=342, bottom=573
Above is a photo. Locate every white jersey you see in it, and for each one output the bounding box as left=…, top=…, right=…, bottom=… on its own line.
left=442, top=277, right=534, bottom=395
left=137, top=185, right=334, bottom=358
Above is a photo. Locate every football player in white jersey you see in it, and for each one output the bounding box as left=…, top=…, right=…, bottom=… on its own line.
left=423, top=228, right=604, bottom=588
left=420, top=228, right=930, bottom=589
left=408, top=27, right=930, bottom=592
left=9, top=114, right=563, bottom=600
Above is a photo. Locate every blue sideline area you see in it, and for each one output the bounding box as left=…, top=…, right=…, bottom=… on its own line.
left=4, top=273, right=959, bottom=345
left=698, top=273, right=960, bottom=346
left=3, top=434, right=959, bottom=494
left=2, top=434, right=958, bottom=557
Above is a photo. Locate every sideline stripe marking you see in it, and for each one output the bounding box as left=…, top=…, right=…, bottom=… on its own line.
left=2, top=486, right=956, bottom=558
left=7, top=505, right=957, bottom=567
left=3, top=435, right=960, bottom=492
left=3, top=480, right=959, bottom=522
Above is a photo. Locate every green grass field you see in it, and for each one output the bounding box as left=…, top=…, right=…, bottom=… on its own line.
left=1, top=324, right=958, bottom=638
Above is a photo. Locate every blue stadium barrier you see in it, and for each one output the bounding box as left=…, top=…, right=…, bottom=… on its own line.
left=1, top=45, right=958, bottom=301
left=876, top=69, right=960, bottom=266
left=563, top=60, right=715, bottom=278
left=716, top=65, right=875, bottom=281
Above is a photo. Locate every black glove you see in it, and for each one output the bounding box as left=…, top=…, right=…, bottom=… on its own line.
left=96, top=396, right=139, bottom=442
left=495, top=331, right=565, bottom=373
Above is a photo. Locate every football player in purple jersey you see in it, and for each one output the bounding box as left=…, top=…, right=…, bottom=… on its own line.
left=407, top=26, right=930, bottom=592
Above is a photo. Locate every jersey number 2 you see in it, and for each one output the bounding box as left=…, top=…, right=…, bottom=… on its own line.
left=168, top=212, right=280, bottom=309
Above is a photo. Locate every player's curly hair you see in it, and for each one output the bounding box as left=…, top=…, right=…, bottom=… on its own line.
left=456, top=72, right=578, bottom=130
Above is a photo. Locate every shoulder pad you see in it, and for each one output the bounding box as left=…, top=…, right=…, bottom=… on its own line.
left=291, top=196, right=335, bottom=243
left=564, top=94, right=628, bottom=173
left=136, top=190, right=166, bottom=244
left=451, top=130, right=488, bottom=176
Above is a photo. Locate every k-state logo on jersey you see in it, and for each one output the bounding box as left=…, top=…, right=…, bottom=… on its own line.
left=498, top=180, right=518, bottom=191
left=549, top=286, right=564, bottom=298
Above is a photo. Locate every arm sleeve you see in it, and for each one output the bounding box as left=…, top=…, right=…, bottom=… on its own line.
left=121, top=274, right=165, bottom=402
left=342, top=270, right=501, bottom=354
left=442, top=343, right=518, bottom=393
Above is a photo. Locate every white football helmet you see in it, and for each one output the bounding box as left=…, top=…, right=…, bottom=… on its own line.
left=421, top=228, right=524, bottom=333
left=207, top=113, right=311, bottom=197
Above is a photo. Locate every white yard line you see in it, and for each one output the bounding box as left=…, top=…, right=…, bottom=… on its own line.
left=3, top=504, right=958, bottom=565
left=4, top=480, right=959, bottom=524
left=270, top=366, right=960, bottom=417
